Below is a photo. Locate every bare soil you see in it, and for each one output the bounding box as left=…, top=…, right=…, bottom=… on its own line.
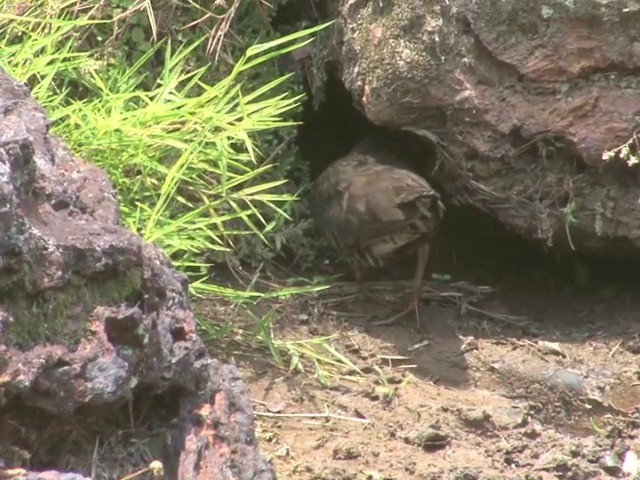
left=201, top=210, right=640, bottom=480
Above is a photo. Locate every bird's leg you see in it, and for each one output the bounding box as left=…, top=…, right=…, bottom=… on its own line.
left=372, top=242, right=430, bottom=328
left=410, top=242, right=430, bottom=327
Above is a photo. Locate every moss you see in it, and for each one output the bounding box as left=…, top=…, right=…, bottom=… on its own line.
left=4, top=271, right=144, bottom=350
left=0, top=260, right=31, bottom=292
left=342, top=0, right=443, bottom=117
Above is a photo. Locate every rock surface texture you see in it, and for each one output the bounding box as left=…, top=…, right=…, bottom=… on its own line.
left=0, top=69, right=274, bottom=480
left=316, top=0, right=640, bottom=256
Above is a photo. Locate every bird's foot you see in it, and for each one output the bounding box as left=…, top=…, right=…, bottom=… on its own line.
left=370, top=296, right=422, bottom=328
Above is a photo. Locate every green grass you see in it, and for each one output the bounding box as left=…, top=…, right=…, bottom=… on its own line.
left=253, top=308, right=364, bottom=386
left=0, top=10, right=325, bottom=290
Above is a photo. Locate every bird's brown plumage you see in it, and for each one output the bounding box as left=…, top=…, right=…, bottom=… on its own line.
left=311, top=136, right=444, bottom=272
left=310, top=136, right=444, bottom=326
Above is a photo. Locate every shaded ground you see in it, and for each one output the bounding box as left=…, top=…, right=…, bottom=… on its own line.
left=197, top=207, right=640, bottom=480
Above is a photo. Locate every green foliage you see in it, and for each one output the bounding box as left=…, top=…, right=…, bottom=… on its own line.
left=0, top=5, right=329, bottom=296
left=253, top=307, right=363, bottom=386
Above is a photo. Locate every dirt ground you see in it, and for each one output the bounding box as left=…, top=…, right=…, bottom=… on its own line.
left=203, top=209, right=640, bottom=480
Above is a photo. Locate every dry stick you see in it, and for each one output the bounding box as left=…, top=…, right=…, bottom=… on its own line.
left=327, top=310, right=370, bottom=318
left=377, top=354, right=412, bottom=360
left=407, top=340, right=431, bottom=352
left=182, top=12, right=214, bottom=30
left=117, top=461, right=164, bottom=480
left=326, top=280, right=495, bottom=297
left=320, top=279, right=525, bottom=325
left=254, top=410, right=370, bottom=424
left=207, top=0, right=241, bottom=61
left=0, top=469, right=27, bottom=479
left=90, top=436, right=100, bottom=480
left=608, top=339, right=623, bottom=358
left=461, top=304, right=528, bottom=325
left=393, top=364, right=418, bottom=369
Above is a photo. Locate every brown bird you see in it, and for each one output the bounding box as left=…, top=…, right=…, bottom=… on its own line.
left=310, top=136, right=445, bottom=327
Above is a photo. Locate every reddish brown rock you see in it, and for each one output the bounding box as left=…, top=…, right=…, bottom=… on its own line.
left=0, top=69, right=274, bottom=479
left=312, top=0, right=640, bottom=256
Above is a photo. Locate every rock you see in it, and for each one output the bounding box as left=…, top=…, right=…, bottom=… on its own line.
left=599, top=450, right=622, bottom=477
left=449, top=472, right=479, bottom=480
left=490, top=406, right=528, bottom=430
left=546, top=369, right=588, bottom=396
left=459, top=408, right=491, bottom=429
left=0, top=68, right=274, bottom=479
left=312, top=0, right=640, bottom=257
left=400, top=423, right=451, bottom=451
left=8, top=472, right=90, bottom=480
left=170, top=363, right=276, bottom=480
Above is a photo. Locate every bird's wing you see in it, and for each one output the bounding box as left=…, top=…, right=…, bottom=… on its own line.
left=337, top=163, right=438, bottom=244
left=310, top=151, right=443, bottom=252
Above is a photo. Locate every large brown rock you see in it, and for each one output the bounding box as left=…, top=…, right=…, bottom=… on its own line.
left=0, top=69, right=274, bottom=480
left=315, top=0, right=640, bottom=256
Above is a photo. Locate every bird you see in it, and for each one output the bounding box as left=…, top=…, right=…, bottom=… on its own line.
left=310, top=135, right=445, bottom=327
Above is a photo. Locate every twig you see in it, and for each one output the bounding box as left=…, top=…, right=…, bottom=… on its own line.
left=0, top=469, right=27, bottom=479
left=90, top=436, right=99, bottom=480
left=207, top=0, right=241, bottom=62
left=117, top=461, right=164, bottom=480
left=407, top=340, right=431, bottom=351
left=608, top=339, right=623, bottom=358
left=315, top=278, right=526, bottom=326
left=461, top=304, right=528, bottom=325
left=254, top=410, right=369, bottom=424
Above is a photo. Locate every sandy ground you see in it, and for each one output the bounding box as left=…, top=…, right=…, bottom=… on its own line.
left=223, top=276, right=640, bottom=480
